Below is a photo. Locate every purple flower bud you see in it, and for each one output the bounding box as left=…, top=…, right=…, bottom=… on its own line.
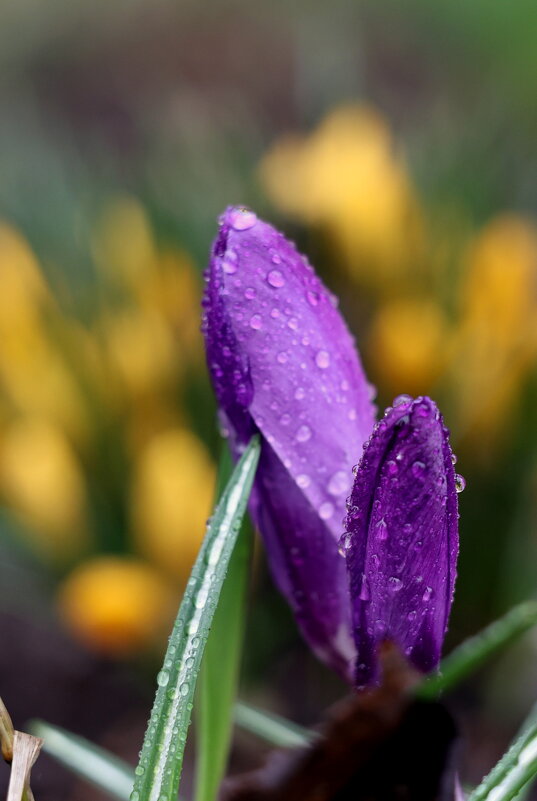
left=202, top=206, right=376, bottom=680
left=343, top=396, right=459, bottom=687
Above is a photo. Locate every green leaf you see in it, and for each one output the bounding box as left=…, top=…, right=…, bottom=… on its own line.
left=30, top=720, right=134, bottom=801
left=132, top=435, right=260, bottom=801
left=194, top=455, right=253, bottom=801
left=418, top=601, right=537, bottom=700
left=467, top=707, right=537, bottom=801
left=234, top=702, right=314, bottom=749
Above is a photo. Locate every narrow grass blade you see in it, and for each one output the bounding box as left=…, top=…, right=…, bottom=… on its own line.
left=132, top=435, right=260, bottom=801
left=30, top=720, right=134, bottom=801
left=467, top=713, right=537, bottom=801
left=194, top=489, right=253, bottom=801
left=418, top=601, right=537, bottom=700
left=234, top=702, right=314, bottom=748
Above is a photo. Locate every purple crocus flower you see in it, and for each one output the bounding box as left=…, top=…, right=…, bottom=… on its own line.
left=342, top=395, right=459, bottom=688
left=203, top=206, right=375, bottom=680
left=202, top=206, right=459, bottom=686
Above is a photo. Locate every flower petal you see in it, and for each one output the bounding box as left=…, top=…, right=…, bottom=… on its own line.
left=202, top=206, right=376, bottom=679
left=343, top=396, right=459, bottom=687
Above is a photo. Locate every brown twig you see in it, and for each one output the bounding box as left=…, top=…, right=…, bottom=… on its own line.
left=6, top=731, right=43, bottom=801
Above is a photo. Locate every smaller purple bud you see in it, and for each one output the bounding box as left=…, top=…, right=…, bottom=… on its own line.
left=343, top=396, right=460, bottom=688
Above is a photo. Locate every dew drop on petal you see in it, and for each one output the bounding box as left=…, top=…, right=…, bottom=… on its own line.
left=222, top=260, right=237, bottom=274
left=393, top=394, right=412, bottom=407
left=267, top=269, right=285, bottom=288
left=388, top=576, right=403, bottom=593
left=296, top=425, right=312, bottom=443
left=359, top=574, right=370, bottom=601
left=412, top=460, right=426, bottom=479
left=277, top=351, right=288, bottom=364
left=319, top=501, right=334, bottom=520
left=244, top=286, right=256, bottom=299
left=422, top=586, right=434, bottom=602
left=296, top=473, right=311, bottom=488
left=294, top=387, right=305, bottom=400
left=229, top=207, right=257, bottom=230
left=376, top=518, right=388, bottom=540
left=249, top=314, right=262, bottom=330
left=315, top=349, right=330, bottom=369
left=386, top=460, right=398, bottom=476
left=306, top=290, right=319, bottom=306
left=280, top=413, right=291, bottom=426
left=328, top=470, right=350, bottom=496
left=455, top=474, right=466, bottom=493
left=451, top=453, right=458, bottom=465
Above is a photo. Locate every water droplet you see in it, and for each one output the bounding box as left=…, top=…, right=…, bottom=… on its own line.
left=455, top=474, right=466, bottom=493
left=359, top=574, right=370, bottom=601
left=249, top=314, right=262, bottom=330
left=135, top=766, right=145, bottom=777
left=407, top=610, right=417, bottom=621
left=296, top=424, right=312, bottom=443
left=376, top=518, right=388, bottom=540
left=412, top=460, right=426, bottom=479
left=451, top=453, right=458, bottom=465
left=388, top=576, right=403, bottom=593
left=416, top=402, right=430, bottom=417
left=319, top=501, right=334, bottom=520
left=270, top=307, right=280, bottom=318
left=294, top=387, right=305, bottom=400
left=267, top=269, right=285, bottom=288
left=279, top=414, right=291, bottom=427
left=130, top=792, right=140, bottom=801
left=338, top=532, right=352, bottom=556
left=222, top=259, right=237, bottom=274
left=244, top=286, right=256, bottom=299
left=306, top=290, right=319, bottom=306
left=393, top=394, right=412, bottom=407
left=375, top=619, right=387, bottom=636
left=422, top=586, right=434, bottom=602
left=157, top=670, right=169, bottom=687
left=315, top=350, right=330, bottom=369
left=386, top=460, right=398, bottom=476
left=296, top=473, right=310, bottom=488
left=287, top=317, right=299, bottom=330
left=229, top=207, right=257, bottom=230
left=277, top=351, right=288, bottom=364
left=180, top=682, right=189, bottom=696
left=328, top=470, right=350, bottom=496
left=270, top=250, right=281, bottom=264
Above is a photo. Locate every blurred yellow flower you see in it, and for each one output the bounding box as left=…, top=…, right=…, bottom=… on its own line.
left=102, top=308, right=177, bottom=398
left=259, top=104, right=423, bottom=287
left=93, top=196, right=157, bottom=290
left=367, top=298, right=449, bottom=395
left=0, top=417, right=88, bottom=558
left=449, top=214, right=537, bottom=451
left=131, top=429, right=215, bottom=586
left=58, top=556, right=176, bottom=656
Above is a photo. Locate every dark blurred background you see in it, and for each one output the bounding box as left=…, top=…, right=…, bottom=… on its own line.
left=1, top=0, right=537, bottom=797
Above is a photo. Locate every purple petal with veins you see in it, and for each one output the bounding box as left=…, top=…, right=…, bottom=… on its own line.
left=343, top=395, right=459, bottom=687
left=202, top=206, right=376, bottom=680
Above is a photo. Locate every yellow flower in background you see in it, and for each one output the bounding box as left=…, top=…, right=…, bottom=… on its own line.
left=102, top=307, right=177, bottom=398
left=259, top=104, right=424, bottom=288
left=367, top=298, right=449, bottom=396
left=58, top=557, right=176, bottom=656
left=0, top=417, right=88, bottom=559
left=92, top=196, right=157, bottom=291
left=449, top=214, right=537, bottom=451
left=0, top=223, right=90, bottom=441
left=131, top=429, right=215, bottom=587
